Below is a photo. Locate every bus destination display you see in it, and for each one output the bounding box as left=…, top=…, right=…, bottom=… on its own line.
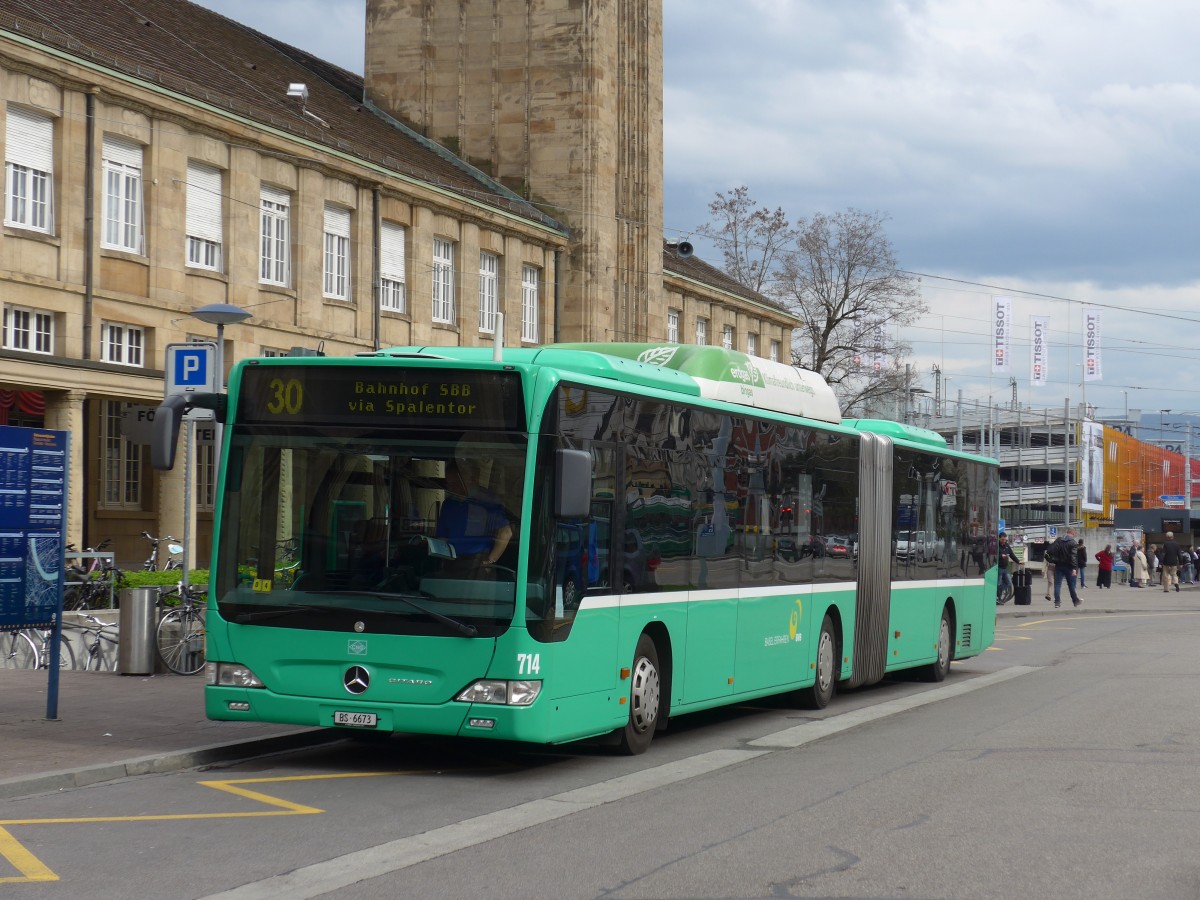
left=238, top=366, right=524, bottom=430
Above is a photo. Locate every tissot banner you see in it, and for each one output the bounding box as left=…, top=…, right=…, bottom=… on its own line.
left=991, top=296, right=1012, bottom=373
left=1030, top=315, right=1049, bottom=387
left=1084, top=308, right=1102, bottom=382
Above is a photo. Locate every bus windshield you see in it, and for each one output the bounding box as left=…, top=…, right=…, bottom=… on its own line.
left=214, top=428, right=528, bottom=638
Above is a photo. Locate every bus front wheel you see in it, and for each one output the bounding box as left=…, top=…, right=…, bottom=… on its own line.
left=616, top=634, right=662, bottom=755
left=796, top=613, right=838, bottom=709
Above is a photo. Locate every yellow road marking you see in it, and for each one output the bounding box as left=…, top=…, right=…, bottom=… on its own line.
left=0, top=770, right=417, bottom=883
left=0, top=827, right=58, bottom=884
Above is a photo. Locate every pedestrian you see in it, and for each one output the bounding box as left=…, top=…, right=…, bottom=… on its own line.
left=1094, top=544, right=1114, bottom=589
left=1132, top=544, right=1148, bottom=587
left=1160, top=531, right=1183, bottom=593
left=996, top=532, right=1019, bottom=604
left=1146, top=544, right=1158, bottom=586
left=1182, top=544, right=1195, bottom=586
left=1042, top=541, right=1055, bottom=602
left=1076, top=542, right=1088, bottom=588
left=1046, top=527, right=1082, bottom=608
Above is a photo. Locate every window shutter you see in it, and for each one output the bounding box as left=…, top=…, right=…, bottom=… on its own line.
left=102, top=135, right=142, bottom=169
left=5, top=107, right=53, bottom=172
left=186, top=163, right=222, bottom=242
left=380, top=222, right=405, bottom=280
left=260, top=185, right=289, bottom=208
left=324, top=205, right=351, bottom=238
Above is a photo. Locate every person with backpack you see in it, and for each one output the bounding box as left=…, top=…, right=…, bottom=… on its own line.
left=1047, top=528, right=1082, bottom=608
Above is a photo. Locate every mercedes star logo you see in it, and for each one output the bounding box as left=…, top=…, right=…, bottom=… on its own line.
left=343, top=665, right=370, bottom=695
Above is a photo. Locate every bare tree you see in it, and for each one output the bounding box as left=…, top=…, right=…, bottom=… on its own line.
left=695, top=186, right=793, bottom=296
left=778, top=209, right=924, bottom=415
left=698, top=191, right=925, bottom=416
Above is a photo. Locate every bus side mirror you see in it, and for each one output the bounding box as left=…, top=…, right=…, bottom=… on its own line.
left=152, top=394, right=188, bottom=471
left=151, top=392, right=228, bottom=471
left=555, top=449, right=592, bottom=519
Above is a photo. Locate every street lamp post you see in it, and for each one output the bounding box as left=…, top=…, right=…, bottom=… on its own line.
left=191, top=303, right=251, bottom=462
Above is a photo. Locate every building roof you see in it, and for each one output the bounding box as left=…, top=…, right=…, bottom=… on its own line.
left=663, top=241, right=796, bottom=319
left=0, top=0, right=565, bottom=233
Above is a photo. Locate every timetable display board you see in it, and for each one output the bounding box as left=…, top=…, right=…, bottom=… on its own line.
left=0, top=426, right=68, bottom=631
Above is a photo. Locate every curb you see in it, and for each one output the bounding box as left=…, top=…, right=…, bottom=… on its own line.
left=0, top=727, right=345, bottom=801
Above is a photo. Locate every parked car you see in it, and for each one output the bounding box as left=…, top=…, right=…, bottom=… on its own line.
left=895, top=530, right=928, bottom=562
left=825, top=534, right=852, bottom=558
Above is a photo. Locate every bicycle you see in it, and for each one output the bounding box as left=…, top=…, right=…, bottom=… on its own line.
left=16, top=627, right=76, bottom=670
left=155, top=581, right=207, bottom=675
left=2, top=630, right=39, bottom=668
left=74, top=614, right=120, bottom=672
left=142, top=531, right=185, bottom=571
left=64, top=540, right=119, bottom=610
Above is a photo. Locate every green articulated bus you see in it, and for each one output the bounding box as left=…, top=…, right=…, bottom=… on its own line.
left=153, top=343, right=998, bottom=754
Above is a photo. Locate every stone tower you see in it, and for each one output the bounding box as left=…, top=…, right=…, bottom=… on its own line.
left=364, top=0, right=664, bottom=343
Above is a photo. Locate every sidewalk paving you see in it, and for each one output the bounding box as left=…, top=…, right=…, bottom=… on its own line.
left=2, top=575, right=1196, bottom=801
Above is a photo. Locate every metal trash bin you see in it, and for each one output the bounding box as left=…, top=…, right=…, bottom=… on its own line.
left=118, top=587, right=158, bottom=675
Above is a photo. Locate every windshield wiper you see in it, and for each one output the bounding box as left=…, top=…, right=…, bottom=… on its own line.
left=232, top=604, right=328, bottom=623
left=338, top=590, right=478, bottom=637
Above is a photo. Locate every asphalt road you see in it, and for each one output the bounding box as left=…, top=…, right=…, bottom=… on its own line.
left=5, top=607, right=1200, bottom=899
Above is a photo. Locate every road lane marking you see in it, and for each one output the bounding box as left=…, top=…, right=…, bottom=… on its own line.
left=198, top=667, right=1039, bottom=900
left=0, top=827, right=57, bottom=884
left=0, top=771, right=417, bottom=883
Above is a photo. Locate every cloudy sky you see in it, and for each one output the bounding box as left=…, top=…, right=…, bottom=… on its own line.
left=191, top=0, right=1200, bottom=433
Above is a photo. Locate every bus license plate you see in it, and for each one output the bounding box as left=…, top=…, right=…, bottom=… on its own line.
left=334, top=711, right=377, bottom=727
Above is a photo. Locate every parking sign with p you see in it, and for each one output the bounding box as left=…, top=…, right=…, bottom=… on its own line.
left=165, top=342, right=218, bottom=419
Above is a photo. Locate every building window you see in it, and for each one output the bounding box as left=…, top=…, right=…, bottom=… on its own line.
left=521, top=264, right=540, bottom=343
left=5, top=107, right=53, bottom=233
left=3, top=305, right=54, bottom=354
left=722, top=325, right=734, bottom=350
left=260, top=347, right=287, bottom=357
left=770, top=340, right=780, bottom=362
left=259, top=186, right=290, bottom=286
left=747, top=333, right=758, bottom=357
left=478, top=251, right=498, bottom=333
left=185, top=162, right=222, bottom=271
left=100, top=400, right=142, bottom=509
left=432, top=237, right=455, bottom=323
left=667, top=309, right=680, bottom=344
left=323, top=205, right=351, bottom=300
left=379, top=221, right=406, bottom=313
left=100, top=322, right=144, bottom=367
left=101, top=136, right=143, bottom=253
left=696, top=318, right=708, bottom=346
left=196, top=434, right=215, bottom=512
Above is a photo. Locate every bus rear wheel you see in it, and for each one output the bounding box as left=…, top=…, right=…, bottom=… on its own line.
left=921, top=607, right=953, bottom=682
left=796, top=613, right=837, bottom=709
left=616, top=634, right=661, bottom=755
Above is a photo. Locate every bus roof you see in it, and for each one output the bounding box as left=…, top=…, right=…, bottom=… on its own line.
left=545, top=344, right=842, bottom=424
left=366, top=343, right=842, bottom=424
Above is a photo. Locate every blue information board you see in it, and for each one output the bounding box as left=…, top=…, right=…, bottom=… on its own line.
left=0, top=425, right=68, bottom=631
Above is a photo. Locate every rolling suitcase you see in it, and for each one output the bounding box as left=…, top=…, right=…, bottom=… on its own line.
left=1012, top=568, right=1032, bottom=605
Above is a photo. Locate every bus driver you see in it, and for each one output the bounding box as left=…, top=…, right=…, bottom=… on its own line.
left=436, top=454, right=512, bottom=569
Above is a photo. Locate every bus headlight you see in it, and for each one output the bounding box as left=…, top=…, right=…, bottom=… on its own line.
left=456, top=679, right=541, bottom=706
left=206, top=661, right=265, bottom=688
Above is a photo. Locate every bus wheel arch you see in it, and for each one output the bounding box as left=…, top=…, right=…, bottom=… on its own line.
left=921, top=600, right=955, bottom=683
left=615, top=627, right=670, bottom=755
